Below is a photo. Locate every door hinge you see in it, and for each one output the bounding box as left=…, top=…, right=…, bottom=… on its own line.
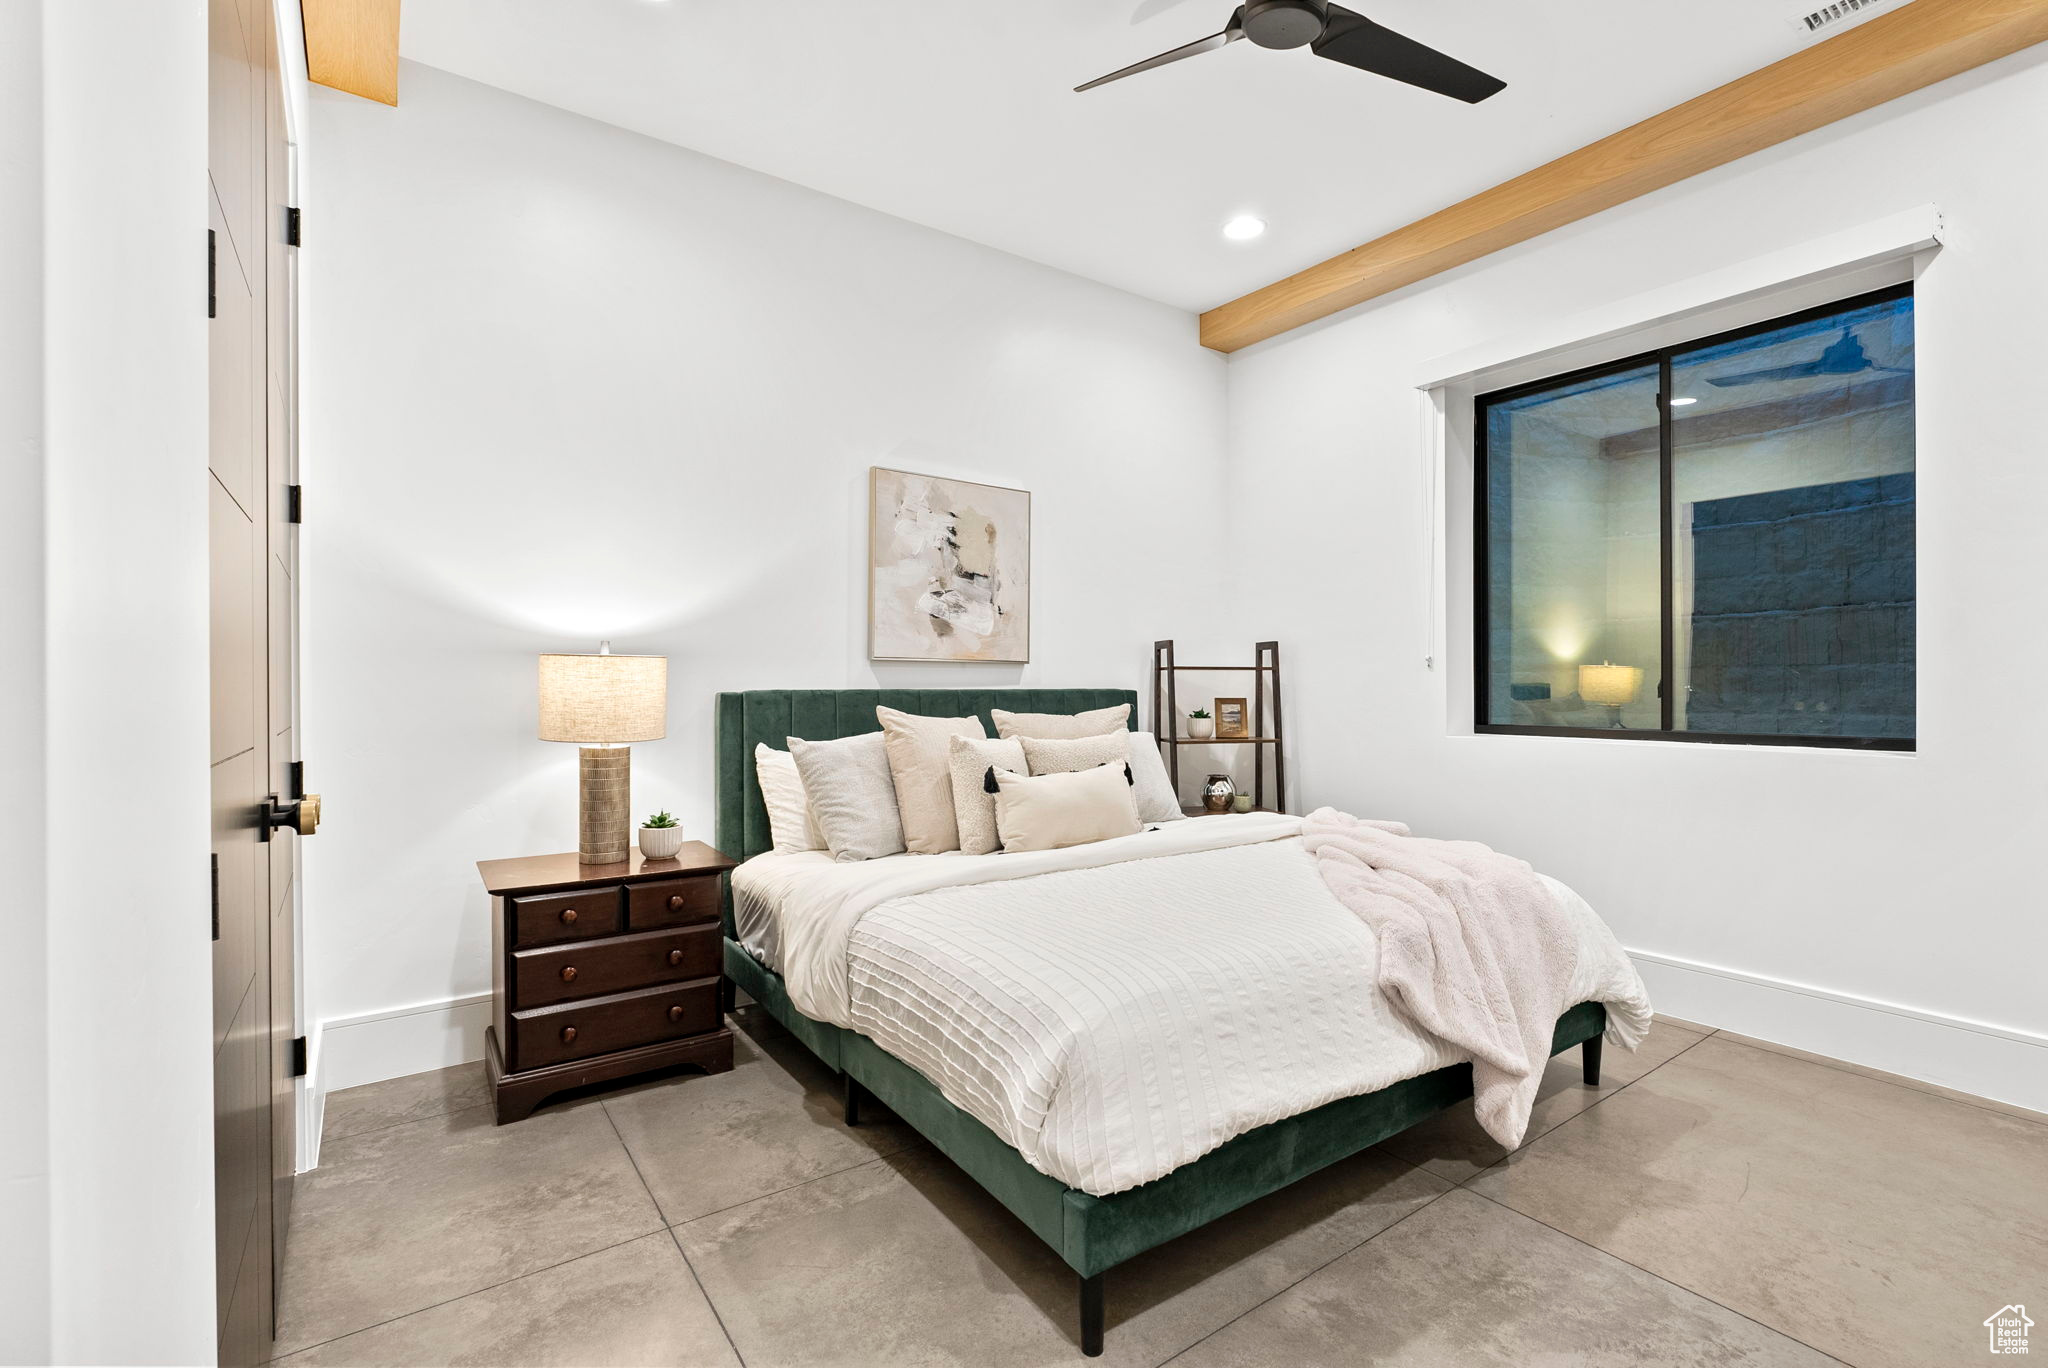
left=290, top=1036, right=308, bottom=1078
left=210, top=852, right=221, bottom=941
left=289, top=759, right=305, bottom=801
left=286, top=205, right=302, bottom=248
left=287, top=484, right=303, bottom=524
left=206, top=229, right=217, bottom=319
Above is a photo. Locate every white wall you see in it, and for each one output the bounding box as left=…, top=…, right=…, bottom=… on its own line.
left=0, top=3, right=50, bottom=1359
left=302, top=63, right=1231, bottom=1089
left=15, top=0, right=218, bottom=1362
left=1225, top=51, right=2048, bottom=1110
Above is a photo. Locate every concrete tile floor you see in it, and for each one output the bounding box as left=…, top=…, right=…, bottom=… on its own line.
left=277, top=1006, right=2046, bottom=1366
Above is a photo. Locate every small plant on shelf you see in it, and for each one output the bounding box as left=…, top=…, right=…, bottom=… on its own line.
left=1186, top=707, right=1214, bottom=739
left=639, top=809, right=685, bottom=859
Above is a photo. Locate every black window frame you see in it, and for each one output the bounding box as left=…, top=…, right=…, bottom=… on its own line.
left=1472, top=281, right=1915, bottom=753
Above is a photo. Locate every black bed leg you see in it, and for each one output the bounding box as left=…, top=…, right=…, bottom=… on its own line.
left=842, top=1073, right=861, bottom=1127
left=1079, top=1272, right=1104, bottom=1358
left=1582, top=1035, right=1603, bottom=1086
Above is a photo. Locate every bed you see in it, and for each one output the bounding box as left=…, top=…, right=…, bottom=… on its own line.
left=716, top=687, right=1624, bottom=1357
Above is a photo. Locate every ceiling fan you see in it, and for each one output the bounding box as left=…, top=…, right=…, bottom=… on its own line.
left=1075, top=0, right=1506, bottom=102
left=1705, top=328, right=1910, bottom=387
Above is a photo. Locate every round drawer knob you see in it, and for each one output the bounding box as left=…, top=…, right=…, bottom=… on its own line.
left=560, top=1025, right=578, bottom=1044
left=560, top=966, right=578, bottom=983
left=668, top=1005, right=685, bottom=1023
left=668, top=949, right=684, bottom=966
left=668, top=895, right=686, bottom=912
left=560, top=908, right=578, bottom=924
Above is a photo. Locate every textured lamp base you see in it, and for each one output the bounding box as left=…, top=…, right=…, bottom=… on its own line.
left=578, top=745, right=631, bottom=864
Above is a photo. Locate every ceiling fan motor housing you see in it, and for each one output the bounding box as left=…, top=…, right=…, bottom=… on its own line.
left=1242, top=0, right=1328, bottom=49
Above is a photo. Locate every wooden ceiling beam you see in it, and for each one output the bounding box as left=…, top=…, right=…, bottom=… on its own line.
left=1199, top=0, right=2048, bottom=353
left=302, top=0, right=402, bottom=106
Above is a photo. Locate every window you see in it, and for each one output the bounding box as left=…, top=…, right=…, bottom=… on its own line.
left=1476, top=285, right=1914, bottom=749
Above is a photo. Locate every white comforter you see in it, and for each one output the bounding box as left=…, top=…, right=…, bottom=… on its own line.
left=732, top=813, right=1650, bottom=1196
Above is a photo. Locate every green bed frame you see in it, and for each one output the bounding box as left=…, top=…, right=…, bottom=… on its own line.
left=715, top=688, right=1606, bottom=1357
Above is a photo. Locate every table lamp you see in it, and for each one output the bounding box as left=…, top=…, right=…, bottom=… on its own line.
left=1578, top=661, right=1643, bottom=729
left=538, top=642, right=668, bottom=863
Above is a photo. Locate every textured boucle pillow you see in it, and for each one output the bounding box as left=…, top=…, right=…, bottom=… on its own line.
left=947, top=734, right=1028, bottom=856
left=788, top=732, right=905, bottom=862
left=992, top=761, right=1141, bottom=853
left=990, top=703, right=1130, bottom=740
left=1019, top=733, right=1184, bottom=825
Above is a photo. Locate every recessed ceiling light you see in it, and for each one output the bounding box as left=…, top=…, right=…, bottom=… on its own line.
left=1669, top=396, right=1698, bottom=406
left=1222, top=215, right=1266, bottom=242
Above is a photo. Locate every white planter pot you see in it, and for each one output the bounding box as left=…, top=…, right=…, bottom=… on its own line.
left=1186, top=718, right=1214, bottom=739
left=639, top=825, right=686, bottom=860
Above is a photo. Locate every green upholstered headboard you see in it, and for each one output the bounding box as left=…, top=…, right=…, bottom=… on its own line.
left=715, top=688, right=1139, bottom=863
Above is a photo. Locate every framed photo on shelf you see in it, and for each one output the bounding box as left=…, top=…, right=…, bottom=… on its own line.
left=1214, top=697, right=1249, bottom=738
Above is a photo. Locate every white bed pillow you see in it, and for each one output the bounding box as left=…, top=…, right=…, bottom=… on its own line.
left=753, top=743, right=824, bottom=854
left=947, top=734, right=1028, bottom=856
left=991, top=703, right=1130, bottom=740
left=787, top=732, right=906, bottom=863
left=992, top=761, right=1141, bottom=853
left=1124, top=733, right=1187, bottom=824
left=878, top=706, right=986, bottom=854
left=1019, top=732, right=1184, bottom=825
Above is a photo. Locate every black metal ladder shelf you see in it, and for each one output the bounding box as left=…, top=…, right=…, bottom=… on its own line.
left=1150, top=640, right=1287, bottom=815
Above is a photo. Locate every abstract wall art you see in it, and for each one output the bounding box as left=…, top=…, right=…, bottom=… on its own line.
left=868, top=467, right=1030, bottom=662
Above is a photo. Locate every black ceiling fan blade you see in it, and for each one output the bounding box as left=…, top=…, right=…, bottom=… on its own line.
left=1075, top=16, right=1244, bottom=92
left=1309, top=5, right=1506, bottom=103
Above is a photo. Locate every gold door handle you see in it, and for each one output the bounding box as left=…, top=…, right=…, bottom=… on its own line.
left=262, top=792, right=322, bottom=838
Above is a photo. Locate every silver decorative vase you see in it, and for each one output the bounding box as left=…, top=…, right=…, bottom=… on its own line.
left=1202, top=773, right=1235, bottom=814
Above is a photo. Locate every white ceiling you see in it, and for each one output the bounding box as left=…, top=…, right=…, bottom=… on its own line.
left=400, top=0, right=1847, bottom=312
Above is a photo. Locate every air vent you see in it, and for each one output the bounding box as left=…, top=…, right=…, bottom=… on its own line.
left=1787, top=0, right=1903, bottom=40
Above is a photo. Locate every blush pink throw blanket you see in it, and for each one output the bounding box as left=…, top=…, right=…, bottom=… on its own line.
left=1302, top=806, right=1603, bottom=1148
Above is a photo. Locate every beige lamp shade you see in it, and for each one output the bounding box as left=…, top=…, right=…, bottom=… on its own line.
left=537, top=651, right=668, bottom=744
left=1578, top=662, right=1643, bottom=708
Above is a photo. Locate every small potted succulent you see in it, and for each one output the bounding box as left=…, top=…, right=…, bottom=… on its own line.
left=639, top=809, right=685, bottom=860
left=1186, top=707, right=1214, bottom=739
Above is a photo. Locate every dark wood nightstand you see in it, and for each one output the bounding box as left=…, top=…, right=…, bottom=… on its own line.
left=478, top=842, right=737, bottom=1122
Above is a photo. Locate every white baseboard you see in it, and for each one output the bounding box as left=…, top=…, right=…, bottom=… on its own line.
left=306, top=994, right=489, bottom=1169
left=300, top=958, right=2045, bottom=1169
left=1628, top=949, right=2048, bottom=1115
left=318, top=992, right=491, bottom=1095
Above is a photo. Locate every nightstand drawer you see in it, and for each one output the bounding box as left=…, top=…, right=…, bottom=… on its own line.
left=626, top=874, right=720, bottom=931
left=511, top=978, right=720, bottom=1070
left=512, top=924, right=721, bottom=1009
left=510, top=886, right=623, bottom=948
